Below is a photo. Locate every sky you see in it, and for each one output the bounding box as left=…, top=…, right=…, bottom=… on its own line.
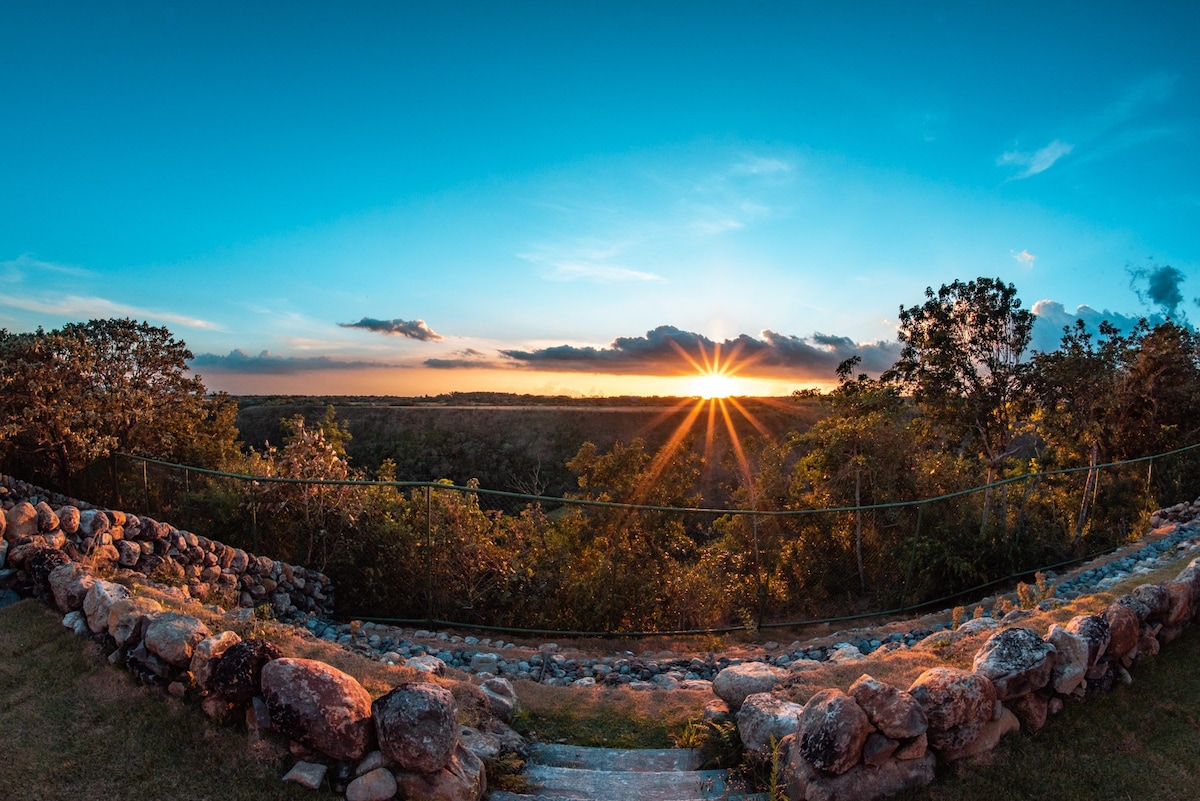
left=2, top=1, right=1198, bottom=397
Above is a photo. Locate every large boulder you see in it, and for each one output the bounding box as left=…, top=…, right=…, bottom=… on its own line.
left=1046, top=624, right=1088, bottom=696
left=782, top=732, right=936, bottom=801
left=737, top=692, right=804, bottom=753
left=144, top=612, right=212, bottom=668
left=49, top=562, right=96, bottom=613
left=1162, top=580, right=1193, bottom=627
left=1065, top=614, right=1110, bottom=666
left=373, top=681, right=459, bottom=774
left=971, top=627, right=1056, bottom=700
left=211, top=638, right=283, bottom=704
left=57, top=506, right=80, bottom=535
left=938, top=704, right=1019, bottom=761
left=28, top=548, right=71, bottom=595
left=5, top=502, right=38, bottom=541
left=907, top=668, right=996, bottom=753
left=1103, top=604, right=1140, bottom=662
left=190, top=630, right=243, bottom=692
left=848, top=674, right=927, bottom=739
left=797, top=688, right=871, bottom=776
left=83, top=580, right=132, bottom=634
left=478, top=677, right=517, bottom=723
left=107, top=597, right=164, bottom=648
left=261, top=658, right=374, bottom=762
left=712, top=663, right=785, bottom=709
left=34, top=501, right=59, bottom=533
left=393, top=741, right=486, bottom=801
left=1132, top=583, right=1171, bottom=621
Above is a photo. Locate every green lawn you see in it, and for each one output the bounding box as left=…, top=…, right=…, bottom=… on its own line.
left=896, top=622, right=1200, bottom=801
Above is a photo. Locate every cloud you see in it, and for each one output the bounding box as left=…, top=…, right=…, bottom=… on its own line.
left=1128, top=263, right=1189, bottom=319
left=0, top=293, right=220, bottom=330
left=1012, top=249, right=1036, bottom=266
left=998, top=139, right=1074, bottom=179
left=190, top=349, right=397, bottom=374
left=424, top=348, right=501, bottom=370
left=1029, top=300, right=1152, bottom=353
left=539, top=261, right=667, bottom=283
left=496, top=325, right=902, bottom=380
left=730, top=155, right=793, bottom=177
left=338, top=317, right=444, bottom=341
left=1, top=254, right=92, bottom=282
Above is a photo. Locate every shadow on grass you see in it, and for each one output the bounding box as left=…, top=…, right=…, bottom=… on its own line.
left=0, top=600, right=316, bottom=801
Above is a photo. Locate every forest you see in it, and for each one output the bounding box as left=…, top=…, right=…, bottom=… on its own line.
left=2, top=277, right=1199, bottom=634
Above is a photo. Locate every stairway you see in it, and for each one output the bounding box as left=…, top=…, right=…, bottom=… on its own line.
left=488, top=743, right=770, bottom=801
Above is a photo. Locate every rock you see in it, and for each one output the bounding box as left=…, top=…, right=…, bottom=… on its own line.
left=78, top=509, right=110, bottom=538
left=1162, top=580, right=1193, bottom=626
left=469, top=652, right=499, bottom=673
left=373, top=681, right=459, bottom=774
left=1046, top=624, right=1088, bottom=696
left=5, top=502, right=38, bottom=541
left=261, top=658, right=375, bottom=762
left=797, top=688, right=871, bottom=775
left=893, top=732, right=927, bottom=760
left=1010, top=692, right=1049, bottom=732
left=407, top=655, right=447, bottom=676
left=459, top=726, right=502, bottom=761
left=479, top=677, right=517, bottom=723
left=57, top=506, right=80, bottom=535
left=971, top=627, right=1056, bottom=701
left=712, top=662, right=784, bottom=709
left=939, top=705, right=1019, bottom=761
left=848, top=674, right=927, bottom=739
left=1066, top=614, right=1111, bottom=666
left=861, top=732, right=899, bottom=767
left=956, top=616, right=1000, bottom=635
left=27, top=547, right=70, bottom=594
left=212, top=639, right=284, bottom=704
left=1112, top=594, right=1151, bottom=623
left=283, top=761, right=328, bottom=790
left=346, top=767, right=398, bottom=801
left=107, top=597, right=164, bottom=648
left=907, top=667, right=997, bottom=753
left=356, top=751, right=389, bottom=776
left=1132, top=583, right=1171, bottom=621
left=82, top=579, right=131, bottom=634
left=126, top=640, right=171, bottom=686
left=1103, top=604, right=1140, bottom=661
left=190, top=630, right=243, bottom=691
left=393, top=742, right=485, bottom=801
left=47, top=561, right=94, bottom=609
left=737, top=692, right=804, bottom=753
left=144, top=612, right=211, bottom=667
left=34, top=501, right=59, bottom=532
left=116, top=540, right=141, bottom=567
left=782, top=732, right=936, bottom=801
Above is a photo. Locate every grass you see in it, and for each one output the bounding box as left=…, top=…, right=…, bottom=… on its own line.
left=0, top=600, right=315, bottom=801
left=892, top=618, right=1200, bottom=801
left=511, top=681, right=714, bottom=749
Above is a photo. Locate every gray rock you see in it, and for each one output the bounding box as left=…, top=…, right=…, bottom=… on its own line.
left=372, top=681, right=459, bottom=775
left=737, top=692, right=804, bottom=753
left=262, top=658, right=375, bottom=762
left=144, top=612, right=212, bottom=667
left=971, top=627, right=1056, bottom=701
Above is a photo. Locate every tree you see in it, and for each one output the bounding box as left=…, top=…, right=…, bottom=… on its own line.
left=0, top=318, right=231, bottom=492
left=884, top=277, right=1034, bottom=528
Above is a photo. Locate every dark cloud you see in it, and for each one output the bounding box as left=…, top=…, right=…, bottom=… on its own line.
left=497, top=325, right=902, bottom=379
left=424, top=348, right=499, bottom=370
left=338, top=317, right=443, bottom=341
left=1030, top=300, right=1155, bottom=353
left=190, top=350, right=397, bottom=374
left=1128, top=264, right=1191, bottom=320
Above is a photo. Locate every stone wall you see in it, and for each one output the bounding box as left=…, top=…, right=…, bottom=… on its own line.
left=717, top=497, right=1200, bottom=801
left=0, top=473, right=513, bottom=801
left=0, top=474, right=335, bottom=619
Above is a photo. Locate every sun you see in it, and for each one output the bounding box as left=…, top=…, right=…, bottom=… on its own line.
left=690, top=370, right=740, bottom=399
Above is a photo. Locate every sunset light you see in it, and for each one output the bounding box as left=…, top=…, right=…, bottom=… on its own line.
left=690, top=370, right=740, bottom=399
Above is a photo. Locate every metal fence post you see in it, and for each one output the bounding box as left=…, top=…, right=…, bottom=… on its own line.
left=900, top=504, right=923, bottom=612
left=250, top=478, right=259, bottom=552
left=426, top=485, right=433, bottom=624
left=142, top=459, right=150, bottom=515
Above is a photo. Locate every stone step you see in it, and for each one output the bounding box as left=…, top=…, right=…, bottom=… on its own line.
left=496, top=764, right=766, bottom=801
left=530, top=744, right=704, bottom=772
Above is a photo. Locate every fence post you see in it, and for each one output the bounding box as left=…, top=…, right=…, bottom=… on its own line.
left=142, top=459, right=150, bottom=515
left=426, top=485, right=433, bottom=625
left=900, top=504, right=923, bottom=612
left=250, top=479, right=259, bottom=552
left=184, top=468, right=190, bottom=528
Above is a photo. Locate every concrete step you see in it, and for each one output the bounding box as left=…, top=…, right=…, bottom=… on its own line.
left=491, top=764, right=768, bottom=801
left=530, top=744, right=703, bottom=772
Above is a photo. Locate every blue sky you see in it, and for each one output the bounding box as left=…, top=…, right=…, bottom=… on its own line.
left=2, top=1, right=1197, bottom=396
